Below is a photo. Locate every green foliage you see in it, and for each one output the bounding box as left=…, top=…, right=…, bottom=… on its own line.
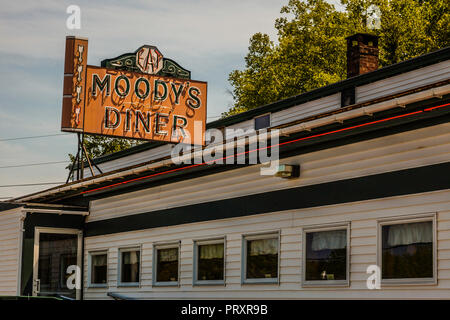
left=225, top=0, right=449, bottom=116
left=68, top=135, right=143, bottom=166
left=82, top=135, right=143, bottom=159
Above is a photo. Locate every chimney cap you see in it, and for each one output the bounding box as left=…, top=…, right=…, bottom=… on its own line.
left=345, top=33, right=379, bottom=41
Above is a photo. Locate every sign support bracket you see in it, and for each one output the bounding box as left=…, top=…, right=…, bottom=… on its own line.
left=66, top=133, right=103, bottom=183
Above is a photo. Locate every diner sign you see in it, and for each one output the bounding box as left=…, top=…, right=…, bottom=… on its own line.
left=61, top=36, right=207, bottom=145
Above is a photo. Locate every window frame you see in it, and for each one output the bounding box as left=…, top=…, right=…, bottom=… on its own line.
left=241, top=231, right=280, bottom=285
left=193, top=237, right=226, bottom=286
left=117, top=246, right=142, bottom=288
left=88, top=250, right=108, bottom=288
left=254, top=113, right=271, bottom=131
left=302, top=223, right=351, bottom=288
left=152, top=241, right=181, bottom=287
left=377, top=213, right=437, bottom=286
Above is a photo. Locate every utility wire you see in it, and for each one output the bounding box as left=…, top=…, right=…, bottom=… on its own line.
left=0, top=160, right=70, bottom=169
left=0, top=182, right=64, bottom=188
left=0, top=133, right=70, bottom=142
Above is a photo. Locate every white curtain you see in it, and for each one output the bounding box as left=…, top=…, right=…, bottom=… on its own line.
left=199, top=244, right=224, bottom=259
left=311, top=230, right=347, bottom=251
left=92, top=254, right=107, bottom=266
left=249, top=238, right=278, bottom=256
left=387, top=222, right=432, bottom=247
left=123, top=251, right=139, bottom=264
left=159, top=248, right=178, bottom=262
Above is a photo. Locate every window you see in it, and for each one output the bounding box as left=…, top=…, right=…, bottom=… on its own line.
left=194, top=238, right=225, bottom=285
left=303, top=224, right=349, bottom=286
left=118, top=247, right=140, bottom=286
left=89, top=251, right=108, bottom=287
left=153, top=242, right=180, bottom=286
left=254, top=114, right=270, bottom=131
left=242, top=232, right=279, bottom=284
left=379, top=215, right=436, bottom=284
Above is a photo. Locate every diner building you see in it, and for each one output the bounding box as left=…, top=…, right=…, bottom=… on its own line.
left=1, top=34, right=449, bottom=299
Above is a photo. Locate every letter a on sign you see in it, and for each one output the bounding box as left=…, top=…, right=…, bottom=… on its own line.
left=136, top=46, right=163, bottom=74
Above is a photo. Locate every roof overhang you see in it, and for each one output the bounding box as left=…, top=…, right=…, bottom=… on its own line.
left=10, top=82, right=450, bottom=204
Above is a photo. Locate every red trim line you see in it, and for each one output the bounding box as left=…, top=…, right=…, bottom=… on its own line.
left=81, top=102, right=449, bottom=195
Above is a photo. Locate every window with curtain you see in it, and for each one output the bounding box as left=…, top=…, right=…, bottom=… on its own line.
left=120, top=249, right=140, bottom=284
left=305, top=229, right=347, bottom=281
left=382, top=221, right=433, bottom=279
left=197, top=242, right=224, bottom=281
left=156, top=247, right=179, bottom=282
left=246, top=237, right=278, bottom=280
left=91, top=253, right=107, bottom=284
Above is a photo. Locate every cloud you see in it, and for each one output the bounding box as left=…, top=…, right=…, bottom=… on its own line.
left=0, top=0, right=283, bottom=61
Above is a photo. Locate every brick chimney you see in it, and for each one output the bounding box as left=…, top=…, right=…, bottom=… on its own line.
left=346, top=33, right=379, bottom=78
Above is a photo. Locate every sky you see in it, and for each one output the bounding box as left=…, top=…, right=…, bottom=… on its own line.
left=0, top=0, right=342, bottom=199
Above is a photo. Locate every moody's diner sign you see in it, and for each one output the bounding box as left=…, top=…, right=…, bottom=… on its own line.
left=61, top=36, right=207, bottom=145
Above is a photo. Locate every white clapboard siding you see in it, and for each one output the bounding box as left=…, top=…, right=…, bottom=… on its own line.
left=356, top=61, right=450, bottom=103
left=270, top=93, right=340, bottom=127
left=84, top=189, right=450, bottom=299
left=224, top=119, right=254, bottom=139
left=0, top=207, right=22, bottom=296
left=87, top=122, right=450, bottom=222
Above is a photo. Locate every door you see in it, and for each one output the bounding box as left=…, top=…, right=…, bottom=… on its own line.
left=33, top=227, right=83, bottom=299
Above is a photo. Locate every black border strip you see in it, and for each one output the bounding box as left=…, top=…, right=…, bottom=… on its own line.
left=85, top=161, right=450, bottom=237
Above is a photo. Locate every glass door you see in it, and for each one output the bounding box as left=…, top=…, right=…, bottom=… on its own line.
left=33, top=228, right=82, bottom=299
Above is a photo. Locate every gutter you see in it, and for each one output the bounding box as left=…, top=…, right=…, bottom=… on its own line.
left=22, top=208, right=89, bottom=216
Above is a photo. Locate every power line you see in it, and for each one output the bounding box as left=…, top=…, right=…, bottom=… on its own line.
left=0, top=160, right=70, bottom=169
left=0, top=182, right=64, bottom=188
left=0, top=133, right=70, bottom=142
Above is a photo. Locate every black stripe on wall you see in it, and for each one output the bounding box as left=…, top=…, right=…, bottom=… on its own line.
left=85, top=161, right=450, bottom=237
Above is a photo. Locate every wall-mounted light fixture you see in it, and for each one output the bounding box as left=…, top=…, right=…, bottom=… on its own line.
left=274, top=164, right=300, bottom=179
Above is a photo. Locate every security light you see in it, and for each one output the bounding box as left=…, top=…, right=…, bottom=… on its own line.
left=274, top=164, right=300, bottom=179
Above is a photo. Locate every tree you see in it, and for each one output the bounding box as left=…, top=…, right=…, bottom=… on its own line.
left=226, top=0, right=449, bottom=116
left=68, top=135, right=143, bottom=168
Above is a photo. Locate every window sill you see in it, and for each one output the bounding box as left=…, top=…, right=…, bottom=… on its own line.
left=381, top=278, right=437, bottom=286
left=88, top=284, right=108, bottom=289
left=302, top=280, right=349, bottom=288
left=117, top=283, right=140, bottom=288
left=193, top=280, right=225, bottom=286
left=153, top=281, right=179, bottom=287
left=242, top=278, right=278, bottom=285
